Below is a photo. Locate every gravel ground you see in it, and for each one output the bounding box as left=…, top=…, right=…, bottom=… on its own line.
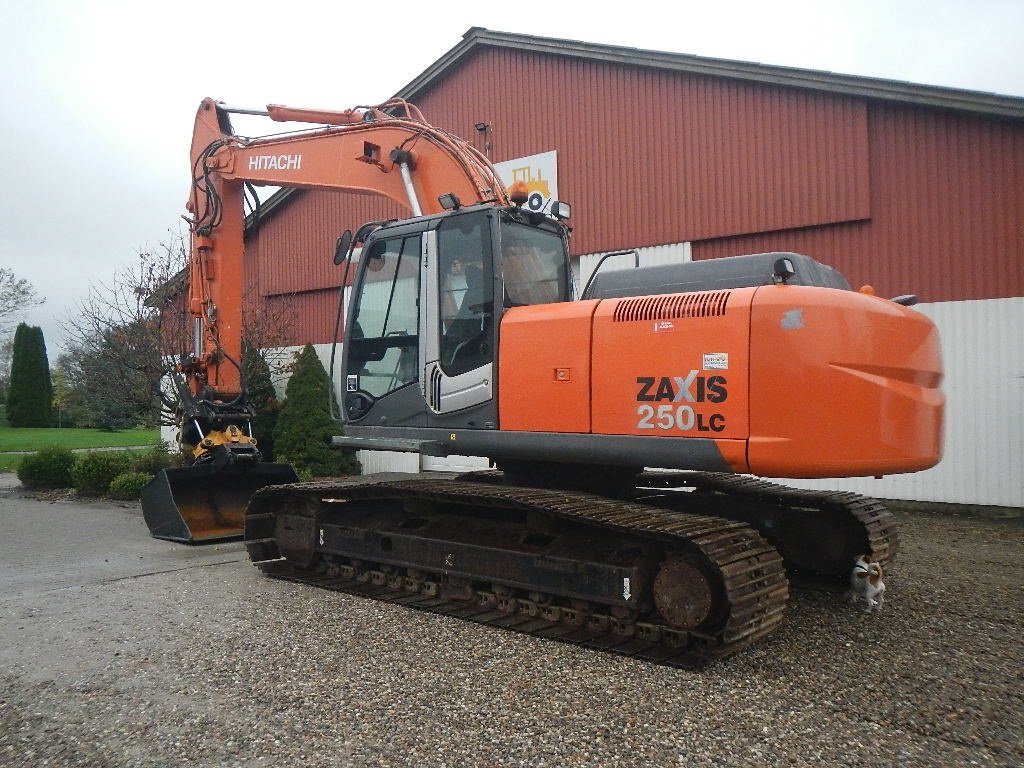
left=0, top=475, right=1021, bottom=767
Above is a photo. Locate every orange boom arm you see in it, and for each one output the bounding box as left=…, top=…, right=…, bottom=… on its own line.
left=184, top=97, right=507, bottom=400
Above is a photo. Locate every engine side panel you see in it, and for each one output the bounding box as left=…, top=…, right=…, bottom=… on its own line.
left=498, top=300, right=599, bottom=432
left=486, top=283, right=943, bottom=479
left=747, top=285, right=944, bottom=477
left=590, top=290, right=753, bottom=471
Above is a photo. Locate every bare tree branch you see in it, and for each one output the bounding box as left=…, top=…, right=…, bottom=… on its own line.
left=58, top=230, right=299, bottom=430
left=0, top=267, right=44, bottom=334
left=60, top=233, right=190, bottom=429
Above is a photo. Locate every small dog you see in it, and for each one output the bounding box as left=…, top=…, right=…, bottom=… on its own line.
left=848, top=554, right=886, bottom=612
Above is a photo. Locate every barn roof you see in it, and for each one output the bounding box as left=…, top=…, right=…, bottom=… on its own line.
left=248, top=27, right=1024, bottom=231
left=399, top=27, right=1024, bottom=121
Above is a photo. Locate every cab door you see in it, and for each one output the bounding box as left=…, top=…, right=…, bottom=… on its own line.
left=420, top=211, right=497, bottom=423
left=343, top=231, right=426, bottom=426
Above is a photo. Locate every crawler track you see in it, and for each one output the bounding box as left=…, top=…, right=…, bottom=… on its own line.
left=634, top=471, right=899, bottom=588
left=244, top=476, right=789, bottom=668
left=458, top=469, right=899, bottom=589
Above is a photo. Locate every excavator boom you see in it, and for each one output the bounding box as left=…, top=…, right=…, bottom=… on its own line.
left=187, top=97, right=507, bottom=399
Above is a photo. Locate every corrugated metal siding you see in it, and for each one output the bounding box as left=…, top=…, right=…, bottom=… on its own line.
left=257, top=281, right=1024, bottom=507
left=244, top=193, right=402, bottom=345
left=241, top=43, right=1024, bottom=503
left=421, top=454, right=490, bottom=473
left=264, top=288, right=343, bottom=346
left=359, top=451, right=420, bottom=473
left=693, top=104, right=1024, bottom=301
left=413, top=48, right=870, bottom=256
left=865, top=105, right=1024, bottom=301
left=247, top=192, right=403, bottom=297
left=785, top=298, right=1023, bottom=508
left=246, top=47, right=1022, bottom=314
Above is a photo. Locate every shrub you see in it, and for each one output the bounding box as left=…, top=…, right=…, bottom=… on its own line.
left=108, top=471, right=152, bottom=500
left=244, top=342, right=282, bottom=462
left=72, top=451, right=133, bottom=497
left=131, top=443, right=178, bottom=475
left=274, top=344, right=360, bottom=478
left=17, top=447, right=76, bottom=490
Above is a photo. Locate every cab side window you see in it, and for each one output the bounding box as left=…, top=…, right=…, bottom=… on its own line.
left=500, top=222, right=569, bottom=306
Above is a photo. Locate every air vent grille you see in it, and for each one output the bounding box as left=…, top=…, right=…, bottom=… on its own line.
left=612, top=291, right=731, bottom=322
left=428, top=365, right=443, bottom=412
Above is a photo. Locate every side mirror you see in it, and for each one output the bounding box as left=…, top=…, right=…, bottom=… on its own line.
left=891, top=294, right=919, bottom=306
left=333, top=230, right=353, bottom=266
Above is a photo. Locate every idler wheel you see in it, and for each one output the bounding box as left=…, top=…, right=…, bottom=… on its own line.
left=652, top=558, right=717, bottom=630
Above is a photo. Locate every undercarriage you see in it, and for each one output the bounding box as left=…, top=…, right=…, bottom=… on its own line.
left=243, top=472, right=898, bottom=667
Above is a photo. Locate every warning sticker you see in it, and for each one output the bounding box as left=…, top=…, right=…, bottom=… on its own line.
left=703, top=353, right=729, bottom=371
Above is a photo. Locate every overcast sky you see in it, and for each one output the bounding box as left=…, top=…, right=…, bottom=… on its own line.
left=2, top=0, right=1021, bottom=360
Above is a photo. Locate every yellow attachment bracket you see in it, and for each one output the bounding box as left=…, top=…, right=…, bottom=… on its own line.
left=192, top=424, right=257, bottom=461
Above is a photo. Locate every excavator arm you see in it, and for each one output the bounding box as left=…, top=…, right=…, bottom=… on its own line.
left=144, top=97, right=514, bottom=543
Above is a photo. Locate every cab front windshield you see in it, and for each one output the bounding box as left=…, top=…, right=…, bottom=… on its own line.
left=500, top=222, right=569, bottom=306
left=345, top=234, right=420, bottom=400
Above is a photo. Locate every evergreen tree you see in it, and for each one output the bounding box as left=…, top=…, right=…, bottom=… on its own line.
left=243, top=341, right=281, bottom=461
left=273, top=344, right=360, bottom=478
left=6, top=323, right=53, bottom=427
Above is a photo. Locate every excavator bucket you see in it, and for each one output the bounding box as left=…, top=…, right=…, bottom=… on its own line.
left=141, top=462, right=299, bottom=544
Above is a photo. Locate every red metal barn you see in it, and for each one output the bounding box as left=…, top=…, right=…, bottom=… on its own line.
left=240, top=28, right=1024, bottom=508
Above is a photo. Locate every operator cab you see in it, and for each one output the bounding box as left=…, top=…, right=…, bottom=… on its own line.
left=339, top=204, right=571, bottom=430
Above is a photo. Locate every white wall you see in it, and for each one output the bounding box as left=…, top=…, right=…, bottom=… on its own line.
left=787, top=297, right=1023, bottom=508
left=575, top=242, right=692, bottom=296
left=359, top=450, right=420, bottom=474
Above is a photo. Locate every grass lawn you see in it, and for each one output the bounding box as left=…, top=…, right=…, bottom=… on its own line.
left=0, top=425, right=161, bottom=453
left=0, top=426, right=163, bottom=473
left=0, top=454, right=24, bottom=472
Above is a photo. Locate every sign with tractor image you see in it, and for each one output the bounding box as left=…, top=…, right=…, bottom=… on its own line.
left=494, top=151, right=558, bottom=213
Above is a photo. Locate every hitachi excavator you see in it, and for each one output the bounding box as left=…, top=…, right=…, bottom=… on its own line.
left=142, top=97, right=944, bottom=667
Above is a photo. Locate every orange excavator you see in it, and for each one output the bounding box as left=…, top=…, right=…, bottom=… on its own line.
left=143, top=97, right=944, bottom=666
